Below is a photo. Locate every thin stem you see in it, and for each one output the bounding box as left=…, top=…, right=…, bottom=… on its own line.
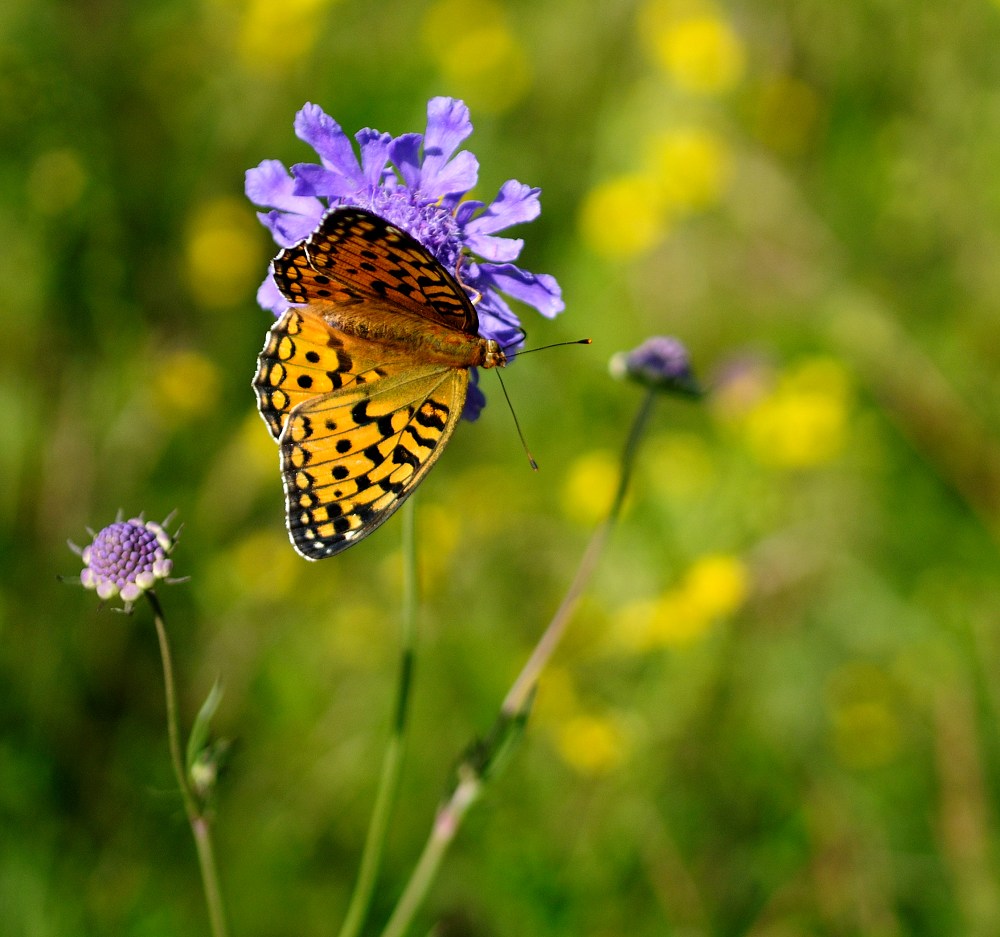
left=379, top=388, right=659, bottom=937
left=379, top=774, right=481, bottom=937
left=503, top=387, right=657, bottom=716
left=338, top=498, right=419, bottom=937
left=147, top=591, right=229, bottom=937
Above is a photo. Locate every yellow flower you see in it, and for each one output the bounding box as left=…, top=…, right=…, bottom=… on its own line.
left=151, top=349, right=221, bottom=423
left=560, top=450, right=619, bottom=525
left=646, top=588, right=710, bottom=646
left=555, top=713, right=628, bottom=775
left=647, top=126, right=733, bottom=211
left=683, top=553, right=748, bottom=618
left=579, top=173, right=670, bottom=258
left=612, top=553, right=747, bottom=651
left=224, top=529, right=302, bottom=602
left=185, top=198, right=263, bottom=308
left=238, top=0, right=333, bottom=72
left=744, top=357, right=852, bottom=468
left=652, top=13, right=745, bottom=94
left=642, top=432, right=716, bottom=498
left=423, top=0, right=530, bottom=114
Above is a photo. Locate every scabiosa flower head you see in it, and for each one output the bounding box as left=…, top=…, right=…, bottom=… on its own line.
left=69, top=515, right=178, bottom=612
left=246, top=97, right=565, bottom=419
left=610, top=336, right=702, bottom=397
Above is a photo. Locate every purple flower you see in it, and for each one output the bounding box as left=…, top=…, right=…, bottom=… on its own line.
left=246, top=97, right=564, bottom=419
left=69, top=515, right=178, bottom=612
left=610, top=336, right=702, bottom=397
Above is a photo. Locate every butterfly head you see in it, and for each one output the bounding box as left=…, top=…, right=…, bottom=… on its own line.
left=482, top=339, right=506, bottom=371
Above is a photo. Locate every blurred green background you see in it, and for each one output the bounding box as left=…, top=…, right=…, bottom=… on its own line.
left=5, top=0, right=1000, bottom=933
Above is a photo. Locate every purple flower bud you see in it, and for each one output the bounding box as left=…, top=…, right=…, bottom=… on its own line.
left=71, top=516, right=178, bottom=611
left=610, top=336, right=701, bottom=396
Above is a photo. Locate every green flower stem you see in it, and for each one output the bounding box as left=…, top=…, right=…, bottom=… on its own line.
left=379, top=388, right=659, bottom=937
left=379, top=771, right=481, bottom=937
left=146, top=590, right=229, bottom=937
left=502, top=386, right=657, bottom=717
left=338, top=498, right=419, bottom=937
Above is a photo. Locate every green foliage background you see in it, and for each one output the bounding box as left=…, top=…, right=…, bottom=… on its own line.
left=4, top=0, right=1000, bottom=934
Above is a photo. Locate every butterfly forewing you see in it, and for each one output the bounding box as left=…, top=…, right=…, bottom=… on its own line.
left=279, top=366, right=469, bottom=559
left=272, top=208, right=478, bottom=334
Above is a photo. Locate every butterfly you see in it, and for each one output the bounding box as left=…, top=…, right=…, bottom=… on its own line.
left=253, top=206, right=507, bottom=560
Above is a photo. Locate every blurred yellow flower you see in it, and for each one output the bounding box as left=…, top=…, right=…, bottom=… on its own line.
left=423, top=0, right=531, bottom=114
left=236, top=408, right=282, bottom=481
left=683, top=553, right=748, bottom=618
left=560, top=449, right=619, bottom=525
left=647, top=126, right=733, bottom=211
left=555, top=713, right=628, bottom=775
left=612, top=553, right=747, bottom=650
left=420, top=502, right=460, bottom=568
left=579, top=173, right=670, bottom=258
left=642, top=432, right=716, bottom=498
left=535, top=665, right=583, bottom=722
left=227, top=529, right=302, bottom=602
left=186, top=197, right=263, bottom=308
left=238, top=0, right=333, bottom=71
left=744, top=357, right=852, bottom=468
left=151, top=349, right=221, bottom=423
left=645, top=589, right=709, bottom=646
left=650, top=12, right=745, bottom=95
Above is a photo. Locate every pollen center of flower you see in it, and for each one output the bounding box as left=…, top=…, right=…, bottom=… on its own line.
left=367, top=189, right=461, bottom=271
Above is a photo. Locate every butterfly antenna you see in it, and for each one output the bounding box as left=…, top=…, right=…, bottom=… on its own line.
left=496, top=370, right=539, bottom=472
left=505, top=338, right=592, bottom=360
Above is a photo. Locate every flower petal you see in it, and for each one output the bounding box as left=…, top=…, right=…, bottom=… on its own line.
left=466, top=180, right=541, bottom=235
left=423, top=97, right=473, bottom=172
left=431, top=151, right=479, bottom=203
left=356, top=129, right=394, bottom=189
left=257, top=272, right=287, bottom=315
left=291, top=162, right=359, bottom=200
left=389, top=132, right=424, bottom=189
left=246, top=160, right=324, bottom=215
left=479, top=263, right=565, bottom=318
left=464, top=231, right=523, bottom=263
left=475, top=290, right=527, bottom=349
left=295, top=103, right=362, bottom=180
left=257, top=208, right=323, bottom=247
left=462, top=369, right=486, bottom=421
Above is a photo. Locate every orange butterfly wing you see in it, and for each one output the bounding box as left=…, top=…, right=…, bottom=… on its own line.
left=253, top=207, right=489, bottom=559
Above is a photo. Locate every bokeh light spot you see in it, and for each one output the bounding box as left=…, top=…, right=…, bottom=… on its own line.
left=561, top=450, right=618, bottom=525
left=186, top=198, right=263, bottom=308
left=422, top=0, right=531, bottom=113
left=579, top=173, right=669, bottom=258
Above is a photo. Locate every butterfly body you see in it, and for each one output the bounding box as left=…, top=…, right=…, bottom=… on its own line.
left=253, top=207, right=505, bottom=560
left=309, top=298, right=505, bottom=371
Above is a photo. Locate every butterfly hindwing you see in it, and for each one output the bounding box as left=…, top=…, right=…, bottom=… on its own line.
left=272, top=207, right=479, bottom=334
left=279, top=366, right=469, bottom=559
left=254, top=306, right=415, bottom=440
